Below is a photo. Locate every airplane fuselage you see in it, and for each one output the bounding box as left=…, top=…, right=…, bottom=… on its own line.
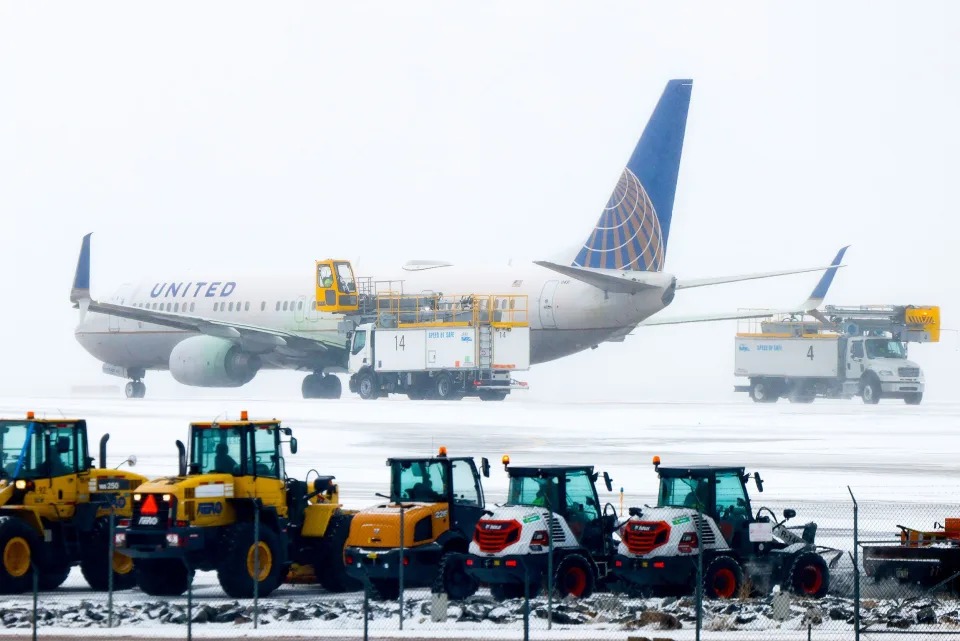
left=74, top=263, right=674, bottom=377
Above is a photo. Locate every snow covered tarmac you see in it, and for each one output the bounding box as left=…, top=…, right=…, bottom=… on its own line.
left=1, top=396, right=958, bottom=638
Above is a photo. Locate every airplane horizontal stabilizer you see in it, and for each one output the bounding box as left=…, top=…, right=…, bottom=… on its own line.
left=533, top=261, right=669, bottom=294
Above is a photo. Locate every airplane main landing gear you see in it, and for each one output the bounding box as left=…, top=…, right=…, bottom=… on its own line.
left=302, top=373, right=342, bottom=399
left=125, top=381, right=146, bottom=399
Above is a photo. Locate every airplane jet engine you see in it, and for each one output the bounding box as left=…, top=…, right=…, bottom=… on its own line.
left=169, top=336, right=261, bottom=387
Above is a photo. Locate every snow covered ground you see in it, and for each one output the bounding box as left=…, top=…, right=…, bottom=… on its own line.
left=1, top=395, right=958, bottom=638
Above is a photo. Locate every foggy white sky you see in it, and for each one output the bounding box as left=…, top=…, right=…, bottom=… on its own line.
left=1, top=1, right=957, bottom=401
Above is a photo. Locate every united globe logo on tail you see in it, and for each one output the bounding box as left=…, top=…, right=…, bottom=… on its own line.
left=573, top=167, right=664, bottom=272
left=572, top=79, right=692, bottom=273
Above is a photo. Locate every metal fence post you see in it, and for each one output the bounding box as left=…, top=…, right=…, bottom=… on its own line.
left=848, top=486, right=860, bottom=641
left=31, top=562, right=38, bottom=641
left=398, top=504, right=405, bottom=630
left=186, top=560, right=193, bottom=641
left=253, top=504, right=260, bottom=630
left=107, top=506, right=115, bottom=628
left=547, top=505, right=554, bottom=630
left=523, top=564, right=530, bottom=641
left=695, top=506, right=704, bottom=641
left=363, top=580, right=370, bottom=641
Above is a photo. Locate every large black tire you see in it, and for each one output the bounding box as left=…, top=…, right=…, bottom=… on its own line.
left=0, top=516, right=40, bottom=594
left=478, top=390, right=508, bottom=402
left=554, top=553, right=595, bottom=599
left=789, top=552, right=829, bottom=598
left=905, top=393, right=923, bottom=405
left=135, top=559, right=194, bottom=596
left=216, top=522, right=285, bottom=598
left=356, top=371, right=379, bottom=400
left=316, top=512, right=362, bottom=593
left=432, top=552, right=478, bottom=601
left=369, top=578, right=400, bottom=601
left=703, top=555, right=743, bottom=599
left=861, top=376, right=881, bottom=404
left=749, top=380, right=778, bottom=403
left=39, top=564, right=72, bottom=590
left=324, top=375, right=343, bottom=399
left=431, top=372, right=461, bottom=401
left=80, top=521, right=137, bottom=591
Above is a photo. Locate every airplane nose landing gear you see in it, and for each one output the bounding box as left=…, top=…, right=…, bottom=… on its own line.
left=124, top=380, right=146, bottom=398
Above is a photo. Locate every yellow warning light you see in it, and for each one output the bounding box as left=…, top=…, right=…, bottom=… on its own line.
left=26, top=411, right=35, bottom=420
left=502, top=454, right=510, bottom=467
left=652, top=455, right=661, bottom=467
left=438, top=446, right=448, bottom=457
left=240, top=410, right=249, bottom=421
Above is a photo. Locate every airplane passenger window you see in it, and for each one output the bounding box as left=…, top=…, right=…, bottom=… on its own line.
left=245, top=302, right=250, bottom=312
left=283, top=302, right=288, bottom=311
left=174, top=303, right=179, bottom=312
left=275, top=302, right=280, bottom=311
left=261, top=302, right=265, bottom=311
left=166, top=303, right=172, bottom=311
left=213, top=302, right=219, bottom=312
left=190, top=303, right=195, bottom=312
left=228, top=302, right=234, bottom=312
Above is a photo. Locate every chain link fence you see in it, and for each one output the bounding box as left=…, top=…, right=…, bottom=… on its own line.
left=6, top=492, right=960, bottom=640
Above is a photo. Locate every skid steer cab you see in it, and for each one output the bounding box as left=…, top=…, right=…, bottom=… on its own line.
left=612, top=457, right=840, bottom=599
left=465, top=459, right=619, bottom=600
left=115, top=411, right=359, bottom=598
left=344, top=448, right=491, bottom=601
left=0, top=413, right=144, bottom=594
left=315, top=259, right=358, bottom=313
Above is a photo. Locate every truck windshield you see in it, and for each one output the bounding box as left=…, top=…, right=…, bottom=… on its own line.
left=192, top=427, right=245, bottom=476
left=392, top=460, right=448, bottom=503
left=865, top=339, right=906, bottom=359
left=659, top=476, right=710, bottom=511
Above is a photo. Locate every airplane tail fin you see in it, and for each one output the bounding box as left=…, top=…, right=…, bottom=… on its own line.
left=573, top=79, right=692, bottom=272
left=70, top=233, right=92, bottom=310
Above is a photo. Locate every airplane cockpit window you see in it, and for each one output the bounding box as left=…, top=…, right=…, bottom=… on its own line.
left=318, top=264, right=334, bottom=288
left=335, top=262, right=356, bottom=293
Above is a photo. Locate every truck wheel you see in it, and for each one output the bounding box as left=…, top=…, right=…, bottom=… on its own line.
left=39, top=564, right=72, bottom=590
left=433, top=552, right=478, bottom=600
left=749, top=380, right=778, bottom=403
left=0, top=516, right=39, bottom=594
left=860, top=377, right=881, bottom=404
left=904, top=393, right=923, bottom=405
left=554, top=554, right=595, bottom=598
left=789, top=552, right=829, bottom=598
left=216, top=522, right=284, bottom=598
left=478, top=390, right=508, bottom=401
left=80, top=521, right=137, bottom=591
left=135, top=559, right=194, bottom=596
left=432, top=373, right=457, bottom=400
left=703, top=556, right=743, bottom=599
left=356, top=371, right=379, bottom=400
left=316, top=512, right=362, bottom=593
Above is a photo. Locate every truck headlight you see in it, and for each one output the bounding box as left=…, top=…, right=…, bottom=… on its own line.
left=165, top=533, right=180, bottom=547
left=878, top=370, right=894, bottom=377
left=114, top=532, right=126, bottom=547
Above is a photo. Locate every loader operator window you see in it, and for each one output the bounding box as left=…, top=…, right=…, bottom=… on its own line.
left=564, top=470, right=599, bottom=521
left=866, top=339, right=906, bottom=359
left=250, top=426, right=279, bottom=478
left=0, top=421, right=30, bottom=478
left=714, top=472, right=749, bottom=520
left=507, top=476, right=552, bottom=507
left=44, top=424, right=82, bottom=477
left=394, top=460, right=447, bottom=503
left=451, top=460, right=480, bottom=506
left=194, top=427, right=244, bottom=476
left=335, top=262, right=356, bottom=293
left=659, top=477, right=709, bottom=512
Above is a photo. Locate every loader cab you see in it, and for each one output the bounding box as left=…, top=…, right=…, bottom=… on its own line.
left=0, top=416, right=90, bottom=483
left=388, top=450, right=490, bottom=537
left=315, top=259, right=359, bottom=313
left=655, top=464, right=758, bottom=555
left=188, top=417, right=294, bottom=480
left=504, top=464, right=613, bottom=551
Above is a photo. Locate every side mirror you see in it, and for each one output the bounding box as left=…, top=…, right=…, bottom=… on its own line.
left=628, top=506, right=643, bottom=518
left=783, top=508, right=796, bottom=520
left=481, top=457, right=490, bottom=478
left=126, top=455, right=137, bottom=467
left=603, top=471, right=613, bottom=493
left=754, top=472, right=764, bottom=493
left=289, top=438, right=298, bottom=455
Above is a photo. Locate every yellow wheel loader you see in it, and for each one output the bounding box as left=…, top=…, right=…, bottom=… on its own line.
left=116, top=411, right=358, bottom=598
left=344, top=448, right=490, bottom=600
left=0, top=413, right=145, bottom=594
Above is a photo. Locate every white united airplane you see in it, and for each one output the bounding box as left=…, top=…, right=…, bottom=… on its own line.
left=71, top=79, right=846, bottom=399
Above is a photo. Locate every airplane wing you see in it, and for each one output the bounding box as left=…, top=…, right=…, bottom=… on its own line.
left=70, top=234, right=333, bottom=353
left=638, top=246, right=849, bottom=327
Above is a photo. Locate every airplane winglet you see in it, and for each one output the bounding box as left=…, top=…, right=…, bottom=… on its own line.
left=798, top=245, right=849, bottom=312
left=70, top=233, right=92, bottom=305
